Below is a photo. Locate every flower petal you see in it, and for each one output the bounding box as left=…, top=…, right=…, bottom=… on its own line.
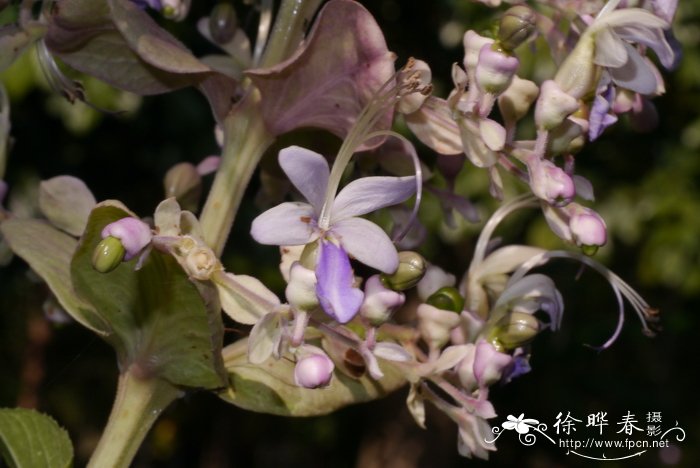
left=609, top=43, right=659, bottom=95
left=250, top=202, right=317, bottom=245
left=315, top=241, right=364, bottom=323
left=594, top=29, right=628, bottom=68
left=404, top=97, right=463, bottom=155
left=332, top=217, right=398, bottom=273
left=332, top=176, right=416, bottom=221
left=279, top=146, right=329, bottom=213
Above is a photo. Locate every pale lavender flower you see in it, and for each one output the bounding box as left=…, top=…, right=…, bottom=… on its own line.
left=251, top=146, right=415, bottom=274
left=315, top=240, right=364, bottom=323
left=589, top=83, right=619, bottom=140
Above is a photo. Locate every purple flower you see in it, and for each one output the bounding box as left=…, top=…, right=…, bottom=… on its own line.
left=315, top=240, right=364, bottom=323
left=251, top=146, right=415, bottom=273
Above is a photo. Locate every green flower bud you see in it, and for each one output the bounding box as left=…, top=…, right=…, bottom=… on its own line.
left=380, top=251, right=427, bottom=291
left=498, top=5, right=537, bottom=52
left=209, top=3, right=238, bottom=44
left=490, top=311, right=540, bottom=350
left=92, top=236, right=126, bottom=273
left=426, top=286, right=464, bottom=313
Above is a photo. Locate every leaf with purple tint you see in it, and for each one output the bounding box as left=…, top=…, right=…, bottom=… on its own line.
left=246, top=0, right=395, bottom=138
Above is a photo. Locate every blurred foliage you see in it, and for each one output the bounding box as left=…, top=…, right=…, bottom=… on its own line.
left=1, top=0, right=699, bottom=467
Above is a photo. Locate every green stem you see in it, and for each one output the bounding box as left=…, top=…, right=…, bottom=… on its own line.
left=87, top=369, right=181, bottom=468
left=258, top=0, right=324, bottom=68
left=200, top=90, right=274, bottom=256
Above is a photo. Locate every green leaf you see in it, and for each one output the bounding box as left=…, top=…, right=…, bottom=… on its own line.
left=107, top=0, right=209, bottom=74
left=0, top=218, right=110, bottom=335
left=0, top=408, right=73, bottom=468
left=47, top=29, right=197, bottom=96
left=71, top=203, right=226, bottom=389
left=39, top=175, right=97, bottom=236
left=219, top=338, right=406, bottom=416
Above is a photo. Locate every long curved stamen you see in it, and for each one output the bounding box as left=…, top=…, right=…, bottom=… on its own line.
left=318, top=60, right=430, bottom=229
left=363, top=130, right=423, bottom=243
left=317, top=75, right=401, bottom=228
left=469, top=194, right=538, bottom=273
left=508, top=250, right=655, bottom=343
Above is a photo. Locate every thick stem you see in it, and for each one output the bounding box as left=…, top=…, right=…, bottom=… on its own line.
left=258, top=0, right=324, bottom=68
left=87, top=369, right=181, bottom=468
left=199, top=90, right=274, bottom=256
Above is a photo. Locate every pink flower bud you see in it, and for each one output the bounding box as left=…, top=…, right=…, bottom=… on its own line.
left=360, top=275, right=405, bottom=326
left=294, top=352, right=335, bottom=389
left=528, top=158, right=575, bottom=205
left=101, top=217, right=152, bottom=260
left=535, top=80, right=579, bottom=130
left=475, top=45, right=519, bottom=95
left=570, top=209, right=607, bottom=247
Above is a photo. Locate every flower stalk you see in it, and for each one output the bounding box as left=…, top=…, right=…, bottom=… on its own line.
left=199, top=89, right=274, bottom=256
left=86, top=369, right=181, bottom=468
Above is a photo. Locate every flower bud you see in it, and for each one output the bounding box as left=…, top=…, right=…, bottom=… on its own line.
left=162, top=0, right=190, bottom=21
left=285, top=262, right=319, bottom=311
left=360, top=275, right=405, bottom=326
left=185, top=245, right=219, bottom=280
left=498, top=76, right=539, bottom=124
left=535, top=80, right=580, bottom=131
left=380, top=251, right=427, bottom=291
left=457, top=340, right=512, bottom=392
left=490, top=311, right=540, bottom=350
left=528, top=158, right=575, bottom=205
left=92, top=236, right=126, bottom=273
left=475, top=45, right=519, bottom=95
left=294, top=351, right=335, bottom=389
left=164, top=162, right=202, bottom=212
left=498, top=5, right=537, bottom=52
left=570, top=208, right=607, bottom=250
left=547, top=119, right=585, bottom=156
left=416, top=264, right=456, bottom=302
left=463, top=30, right=494, bottom=77
left=426, top=287, right=464, bottom=313
left=209, top=3, right=238, bottom=44
left=101, top=217, right=152, bottom=260
left=417, top=303, right=461, bottom=350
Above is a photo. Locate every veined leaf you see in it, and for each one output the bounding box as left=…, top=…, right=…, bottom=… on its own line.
left=219, top=338, right=406, bottom=416
left=0, top=408, right=73, bottom=468
left=71, top=203, right=226, bottom=389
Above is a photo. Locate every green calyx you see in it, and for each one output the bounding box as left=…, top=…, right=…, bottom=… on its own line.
left=426, top=286, right=464, bottom=313
left=498, top=5, right=537, bottom=52
left=209, top=3, right=238, bottom=44
left=380, top=251, right=427, bottom=291
left=92, top=236, right=126, bottom=273
left=488, top=311, right=540, bottom=351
